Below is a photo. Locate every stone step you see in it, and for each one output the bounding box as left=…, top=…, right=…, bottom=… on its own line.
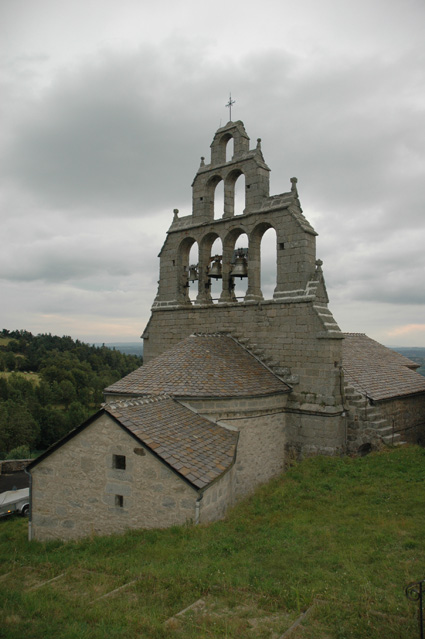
left=344, top=391, right=364, bottom=402
left=345, top=392, right=363, bottom=399
left=369, top=415, right=388, bottom=428
left=382, top=433, right=402, bottom=445
left=251, top=346, right=265, bottom=354
left=346, top=398, right=366, bottom=407
left=371, top=419, right=393, bottom=435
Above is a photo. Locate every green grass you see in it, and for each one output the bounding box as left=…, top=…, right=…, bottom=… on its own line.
left=1, top=446, right=424, bottom=638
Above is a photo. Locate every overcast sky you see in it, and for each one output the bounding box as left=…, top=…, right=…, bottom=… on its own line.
left=1, top=0, right=424, bottom=347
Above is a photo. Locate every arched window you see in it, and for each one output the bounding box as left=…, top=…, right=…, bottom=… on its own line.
left=234, top=173, right=246, bottom=215
left=260, top=227, right=277, bottom=300
left=232, top=233, right=249, bottom=300
left=177, top=237, right=198, bottom=305
left=214, top=179, right=224, bottom=220
left=208, top=237, right=223, bottom=302
left=187, top=242, right=199, bottom=302
left=225, top=136, right=234, bottom=162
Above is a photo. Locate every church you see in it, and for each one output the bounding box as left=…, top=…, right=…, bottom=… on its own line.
left=28, top=121, right=425, bottom=541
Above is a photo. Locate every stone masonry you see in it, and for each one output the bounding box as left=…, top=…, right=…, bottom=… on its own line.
left=143, top=120, right=346, bottom=456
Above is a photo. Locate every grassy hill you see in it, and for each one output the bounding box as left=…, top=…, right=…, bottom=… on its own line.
left=1, top=446, right=424, bottom=638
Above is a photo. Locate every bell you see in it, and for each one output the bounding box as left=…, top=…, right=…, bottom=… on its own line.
left=230, top=254, right=248, bottom=279
left=208, top=256, right=222, bottom=280
left=188, top=264, right=199, bottom=282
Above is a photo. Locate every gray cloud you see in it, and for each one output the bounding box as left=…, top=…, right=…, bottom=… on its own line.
left=3, top=42, right=424, bottom=228
left=0, top=7, right=424, bottom=344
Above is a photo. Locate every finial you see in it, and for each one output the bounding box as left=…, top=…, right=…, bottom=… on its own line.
left=290, top=177, right=298, bottom=197
left=200, top=156, right=205, bottom=167
left=315, top=259, right=323, bottom=272
left=173, top=208, right=179, bottom=220
left=225, top=93, right=235, bottom=121
left=256, top=138, right=262, bottom=150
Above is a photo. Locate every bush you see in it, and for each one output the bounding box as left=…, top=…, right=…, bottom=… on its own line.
left=6, top=444, right=31, bottom=460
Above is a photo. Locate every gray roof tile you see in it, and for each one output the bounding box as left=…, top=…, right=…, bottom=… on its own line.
left=105, top=334, right=290, bottom=398
left=342, top=333, right=425, bottom=401
left=105, top=395, right=238, bottom=489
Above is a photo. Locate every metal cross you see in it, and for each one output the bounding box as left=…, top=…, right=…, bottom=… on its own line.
left=225, top=93, right=235, bottom=121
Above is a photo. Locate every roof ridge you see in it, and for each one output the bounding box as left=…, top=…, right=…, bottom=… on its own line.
left=103, top=393, right=171, bottom=410
left=190, top=331, right=230, bottom=337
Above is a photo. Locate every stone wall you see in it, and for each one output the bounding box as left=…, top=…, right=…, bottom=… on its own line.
left=345, top=383, right=425, bottom=452
left=144, top=300, right=344, bottom=409
left=377, top=394, right=425, bottom=446
left=0, top=459, right=31, bottom=474
left=285, top=411, right=346, bottom=457
left=143, top=300, right=346, bottom=457
left=200, top=467, right=236, bottom=523
left=184, top=394, right=287, bottom=500
left=30, top=414, right=199, bottom=541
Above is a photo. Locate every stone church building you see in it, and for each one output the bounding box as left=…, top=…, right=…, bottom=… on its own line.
left=28, top=121, right=425, bottom=541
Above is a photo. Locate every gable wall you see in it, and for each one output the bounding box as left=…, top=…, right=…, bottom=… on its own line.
left=30, top=414, right=198, bottom=541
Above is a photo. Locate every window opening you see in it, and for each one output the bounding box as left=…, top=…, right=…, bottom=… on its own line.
left=234, top=174, right=246, bottom=215
left=214, top=180, right=224, bottom=220
left=115, top=495, right=124, bottom=508
left=208, top=237, right=223, bottom=302
left=231, top=234, right=249, bottom=299
left=225, top=137, right=234, bottom=162
left=261, top=228, right=277, bottom=300
left=113, top=454, right=126, bottom=470
left=187, top=242, right=199, bottom=302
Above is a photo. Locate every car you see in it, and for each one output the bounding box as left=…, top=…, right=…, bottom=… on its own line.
left=0, top=488, right=30, bottom=518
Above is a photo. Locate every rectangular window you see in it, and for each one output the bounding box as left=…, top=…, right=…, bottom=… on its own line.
left=112, top=454, right=126, bottom=470
left=115, top=495, right=124, bottom=508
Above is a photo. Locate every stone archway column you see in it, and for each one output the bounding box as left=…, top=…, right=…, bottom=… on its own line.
left=223, top=176, right=235, bottom=218
left=245, top=234, right=263, bottom=302
left=219, top=244, right=237, bottom=303
left=196, top=243, right=213, bottom=304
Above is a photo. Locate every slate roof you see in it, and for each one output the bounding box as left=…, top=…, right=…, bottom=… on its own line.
left=342, top=333, right=425, bottom=401
left=105, top=333, right=291, bottom=398
left=106, top=395, right=238, bottom=489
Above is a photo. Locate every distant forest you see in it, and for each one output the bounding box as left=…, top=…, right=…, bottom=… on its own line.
left=392, top=347, right=425, bottom=377
left=0, top=329, right=142, bottom=459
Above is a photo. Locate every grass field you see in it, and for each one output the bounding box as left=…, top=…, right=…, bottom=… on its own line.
left=1, top=446, right=424, bottom=638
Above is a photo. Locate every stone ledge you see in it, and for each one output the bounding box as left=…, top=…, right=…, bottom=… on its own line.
left=0, top=459, right=32, bottom=474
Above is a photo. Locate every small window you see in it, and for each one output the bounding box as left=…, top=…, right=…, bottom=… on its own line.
left=115, top=495, right=124, bottom=508
left=113, top=454, right=126, bottom=470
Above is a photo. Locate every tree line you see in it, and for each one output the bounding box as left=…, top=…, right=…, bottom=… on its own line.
left=0, top=329, right=142, bottom=458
